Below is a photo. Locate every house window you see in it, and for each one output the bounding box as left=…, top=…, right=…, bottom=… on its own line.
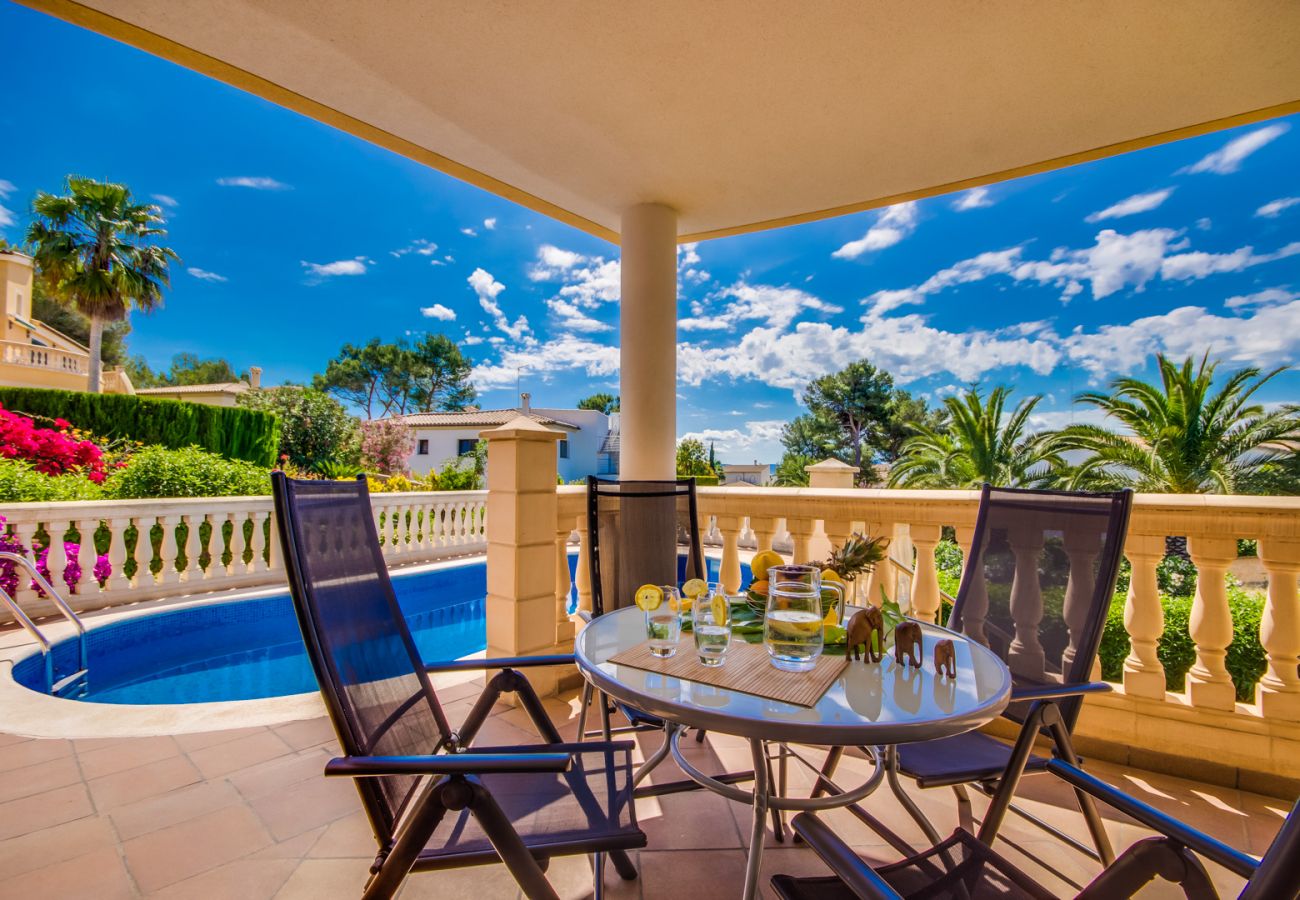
left=457, top=439, right=477, bottom=456
left=416, top=439, right=429, bottom=456
left=559, top=439, right=570, bottom=459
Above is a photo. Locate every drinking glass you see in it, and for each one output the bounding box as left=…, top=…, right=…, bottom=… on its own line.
left=764, top=564, right=827, bottom=671
left=646, top=585, right=682, bottom=658
left=693, top=585, right=732, bottom=667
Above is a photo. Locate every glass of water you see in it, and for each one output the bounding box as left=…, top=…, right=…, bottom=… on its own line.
left=764, top=564, right=825, bottom=671
left=646, top=585, right=682, bottom=658
left=693, top=585, right=732, bottom=667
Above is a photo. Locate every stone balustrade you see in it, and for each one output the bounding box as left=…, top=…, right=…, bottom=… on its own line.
left=556, top=483, right=1300, bottom=790
left=1, top=490, right=487, bottom=619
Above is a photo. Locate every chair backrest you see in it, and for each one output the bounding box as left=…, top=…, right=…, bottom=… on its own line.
left=271, top=473, right=453, bottom=844
left=586, top=477, right=705, bottom=617
left=948, top=484, right=1133, bottom=731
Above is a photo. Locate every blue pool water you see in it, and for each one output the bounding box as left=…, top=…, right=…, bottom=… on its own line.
left=14, top=554, right=731, bottom=706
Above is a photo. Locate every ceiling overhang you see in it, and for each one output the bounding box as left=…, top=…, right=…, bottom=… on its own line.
left=24, top=0, right=1300, bottom=244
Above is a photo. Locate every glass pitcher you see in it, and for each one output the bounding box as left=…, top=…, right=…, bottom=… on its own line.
left=764, top=564, right=843, bottom=671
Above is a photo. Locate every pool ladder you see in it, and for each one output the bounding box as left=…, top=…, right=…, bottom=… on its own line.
left=0, top=552, right=88, bottom=698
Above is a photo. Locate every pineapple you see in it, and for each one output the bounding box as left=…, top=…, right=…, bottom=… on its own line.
left=822, top=532, right=890, bottom=582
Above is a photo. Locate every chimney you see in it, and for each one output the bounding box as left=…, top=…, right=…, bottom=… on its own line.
left=248, top=366, right=262, bottom=389
left=520, top=391, right=531, bottom=415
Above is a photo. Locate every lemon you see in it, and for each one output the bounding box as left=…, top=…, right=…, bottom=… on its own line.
left=634, top=584, right=663, bottom=612
left=820, top=569, right=844, bottom=584
left=710, top=593, right=729, bottom=625
left=822, top=603, right=840, bottom=625
left=682, top=578, right=708, bottom=599
left=749, top=550, right=785, bottom=583
left=766, top=611, right=823, bottom=638
left=823, top=624, right=847, bottom=644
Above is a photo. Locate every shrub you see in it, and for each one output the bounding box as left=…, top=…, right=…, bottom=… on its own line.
left=359, top=418, right=414, bottom=475
left=0, top=457, right=106, bottom=502
left=107, top=446, right=272, bottom=498
left=0, top=386, right=280, bottom=466
left=237, top=386, right=359, bottom=471
left=0, top=404, right=107, bottom=481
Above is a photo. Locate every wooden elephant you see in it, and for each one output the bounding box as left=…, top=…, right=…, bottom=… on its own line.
left=894, top=620, right=922, bottom=668
left=846, top=606, right=885, bottom=663
left=934, top=638, right=956, bottom=679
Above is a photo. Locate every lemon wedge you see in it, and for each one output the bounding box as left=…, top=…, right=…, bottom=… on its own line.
left=711, top=593, right=729, bottom=625
left=682, top=578, right=708, bottom=599
left=634, top=584, right=664, bottom=612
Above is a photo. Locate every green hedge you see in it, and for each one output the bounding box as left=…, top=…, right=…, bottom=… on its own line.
left=0, top=387, right=280, bottom=466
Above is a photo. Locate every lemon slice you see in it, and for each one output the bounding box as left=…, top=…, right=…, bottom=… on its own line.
left=634, top=584, right=664, bottom=612
left=710, top=593, right=729, bottom=625
left=682, top=578, right=708, bottom=599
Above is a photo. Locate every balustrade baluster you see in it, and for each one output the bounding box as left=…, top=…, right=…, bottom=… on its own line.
left=1122, top=534, right=1166, bottom=699
left=108, top=517, right=132, bottom=592
left=575, top=518, right=593, bottom=614
left=183, top=513, right=204, bottom=582
left=1257, top=538, right=1300, bottom=720
left=224, top=512, right=239, bottom=577
left=159, top=515, right=182, bottom=584
left=862, top=520, right=890, bottom=609
left=910, top=524, right=943, bottom=624
left=1187, top=536, right=1238, bottom=711
left=10, top=520, right=39, bottom=604
left=786, top=517, right=815, bottom=564
left=1007, top=525, right=1046, bottom=679
left=46, top=519, right=69, bottom=598
left=74, top=519, right=96, bottom=597
left=749, top=516, right=776, bottom=553
left=1062, top=525, right=1101, bottom=677
left=716, top=515, right=743, bottom=594
left=247, top=511, right=267, bottom=573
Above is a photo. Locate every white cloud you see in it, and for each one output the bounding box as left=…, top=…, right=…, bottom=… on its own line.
left=0, top=179, right=14, bottom=228
left=1064, top=298, right=1300, bottom=378
left=679, top=420, right=786, bottom=454
left=832, top=202, right=918, bottom=259
left=864, top=248, right=1023, bottom=315
left=390, top=238, right=437, bottom=258
left=533, top=245, right=584, bottom=272
left=1256, top=197, right=1300, bottom=219
left=467, top=267, right=530, bottom=340
left=1161, top=241, right=1300, bottom=281
left=1010, top=228, right=1184, bottom=300
left=1178, top=123, right=1289, bottom=175
left=546, top=298, right=612, bottom=333
left=952, top=187, right=994, bottom=211
left=216, top=176, right=290, bottom=190
left=151, top=193, right=179, bottom=208
left=1224, top=287, right=1299, bottom=310
left=1085, top=188, right=1174, bottom=223
left=528, top=245, right=621, bottom=311
left=482, top=218, right=497, bottom=230
left=461, top=226, right=478, bottom=237
left=187, top=267, right=227, bottom=283
left=420, top=303, right=456, bottom=321
left=1195, top=217, right=1213, bottom=231
left=681, top=283, right=842, bottom=331
left=471, top=334, right=619, bottom=389
left=1025, top=407, right=1114, bottom=433
left=463, top=335, right=484, bottom=346
left=301, top=257, right=368, bottom=278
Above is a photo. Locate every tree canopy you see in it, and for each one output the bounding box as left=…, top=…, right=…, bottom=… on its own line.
left=577, top=392, right=620, bottom=413
left=237, top=385, right=359, bottom=472
left=313, top=335, right=475, bottom=418
left=676, top=438, right=721, bottom=477
left=126, top=352, right=245, bottom=388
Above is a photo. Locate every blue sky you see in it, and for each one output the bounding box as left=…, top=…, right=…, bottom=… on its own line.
left=2, top=2, right=1298, bottom=464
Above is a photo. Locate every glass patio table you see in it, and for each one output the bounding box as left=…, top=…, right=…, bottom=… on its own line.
left=575, top=604, right=1013, bottom=900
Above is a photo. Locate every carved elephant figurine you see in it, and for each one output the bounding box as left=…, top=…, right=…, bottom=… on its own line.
left=894, top=620, right=922, bottom=668
left=846, top=606, right=885, bottom=663
left=933, top=638, right=956, bottom=679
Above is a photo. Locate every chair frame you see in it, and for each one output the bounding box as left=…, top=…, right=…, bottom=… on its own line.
left=811, top=485, right=1133, bottom=869
left=272, top=473, right=645, bottom=900
left=779, top=758, right=1297, bottom=900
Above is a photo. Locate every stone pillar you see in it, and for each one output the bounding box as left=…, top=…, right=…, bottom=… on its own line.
left=805, top=458, right=858, bottom=489
left=619, top=202, right=678, bottom=481
left=1257, top=539, right=1300, bottom=720
left=910, top=524, right=943, bottom=624
left=483, top=416, right=567, bottom=697
left=1122, top=534, right=1167, bottom=699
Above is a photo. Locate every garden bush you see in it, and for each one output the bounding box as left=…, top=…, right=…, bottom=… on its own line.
left=0, top=457, right=106, bottom=502
left=237, top=386, right=358, bottom=471
left=107, top=446, right=272, bottom=499
left=0, top=386, right=280, bottom=466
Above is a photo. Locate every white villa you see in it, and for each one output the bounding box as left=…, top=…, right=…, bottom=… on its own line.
left=391, top=394, right=619, bottom=481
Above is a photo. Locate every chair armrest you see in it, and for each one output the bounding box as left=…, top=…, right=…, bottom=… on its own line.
left=1046, top=760, right=1259, bottom=879
left=424, top=654, right=576, bottom=673
left=790, top=813, right=904, bottom=900
left=325, top=752, right=572, bottom=778
left=1010, top=680, right=1111, bottom=702
left=465, top=740, right=636, bottom=756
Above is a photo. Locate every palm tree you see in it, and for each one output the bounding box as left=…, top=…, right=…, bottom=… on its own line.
left=26, top=177, right=178, bottom=392
left=889, top=386, right=1060, bottom=488
left=1049, top=354, right=1300, bottom=494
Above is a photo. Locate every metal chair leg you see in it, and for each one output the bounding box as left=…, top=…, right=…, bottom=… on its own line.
left=884, top=745, right=944, bottom=847
left=953, top=783, right=975, bottom=834
left=576, top=681, right=593, bottom=742
left=592, top=852, right=605, bottom=900
left=767, top=748, right=785, bottom=842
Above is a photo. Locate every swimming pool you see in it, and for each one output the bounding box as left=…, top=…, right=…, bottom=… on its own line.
left=12, top=554, right=730, bottom=706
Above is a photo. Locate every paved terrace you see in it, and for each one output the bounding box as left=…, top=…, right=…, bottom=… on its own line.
left=0, top=679, right=1286, bottom=900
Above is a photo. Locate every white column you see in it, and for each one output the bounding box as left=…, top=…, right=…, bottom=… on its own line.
left=619, top=202, right=678, bottom=481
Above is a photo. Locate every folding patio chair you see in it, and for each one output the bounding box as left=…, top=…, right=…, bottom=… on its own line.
left=774, top=758, right=1300, bottom=899
left=578, top=477, right=761, bottom=806
left=271, top=473, right=645, bottom=900
left=814, top=485, right=1133, bottom=864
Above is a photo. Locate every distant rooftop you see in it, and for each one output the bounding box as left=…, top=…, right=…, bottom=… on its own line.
left=135, top=382, right=249, bottom=396
left=391, top=409, right=581, bottom=430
